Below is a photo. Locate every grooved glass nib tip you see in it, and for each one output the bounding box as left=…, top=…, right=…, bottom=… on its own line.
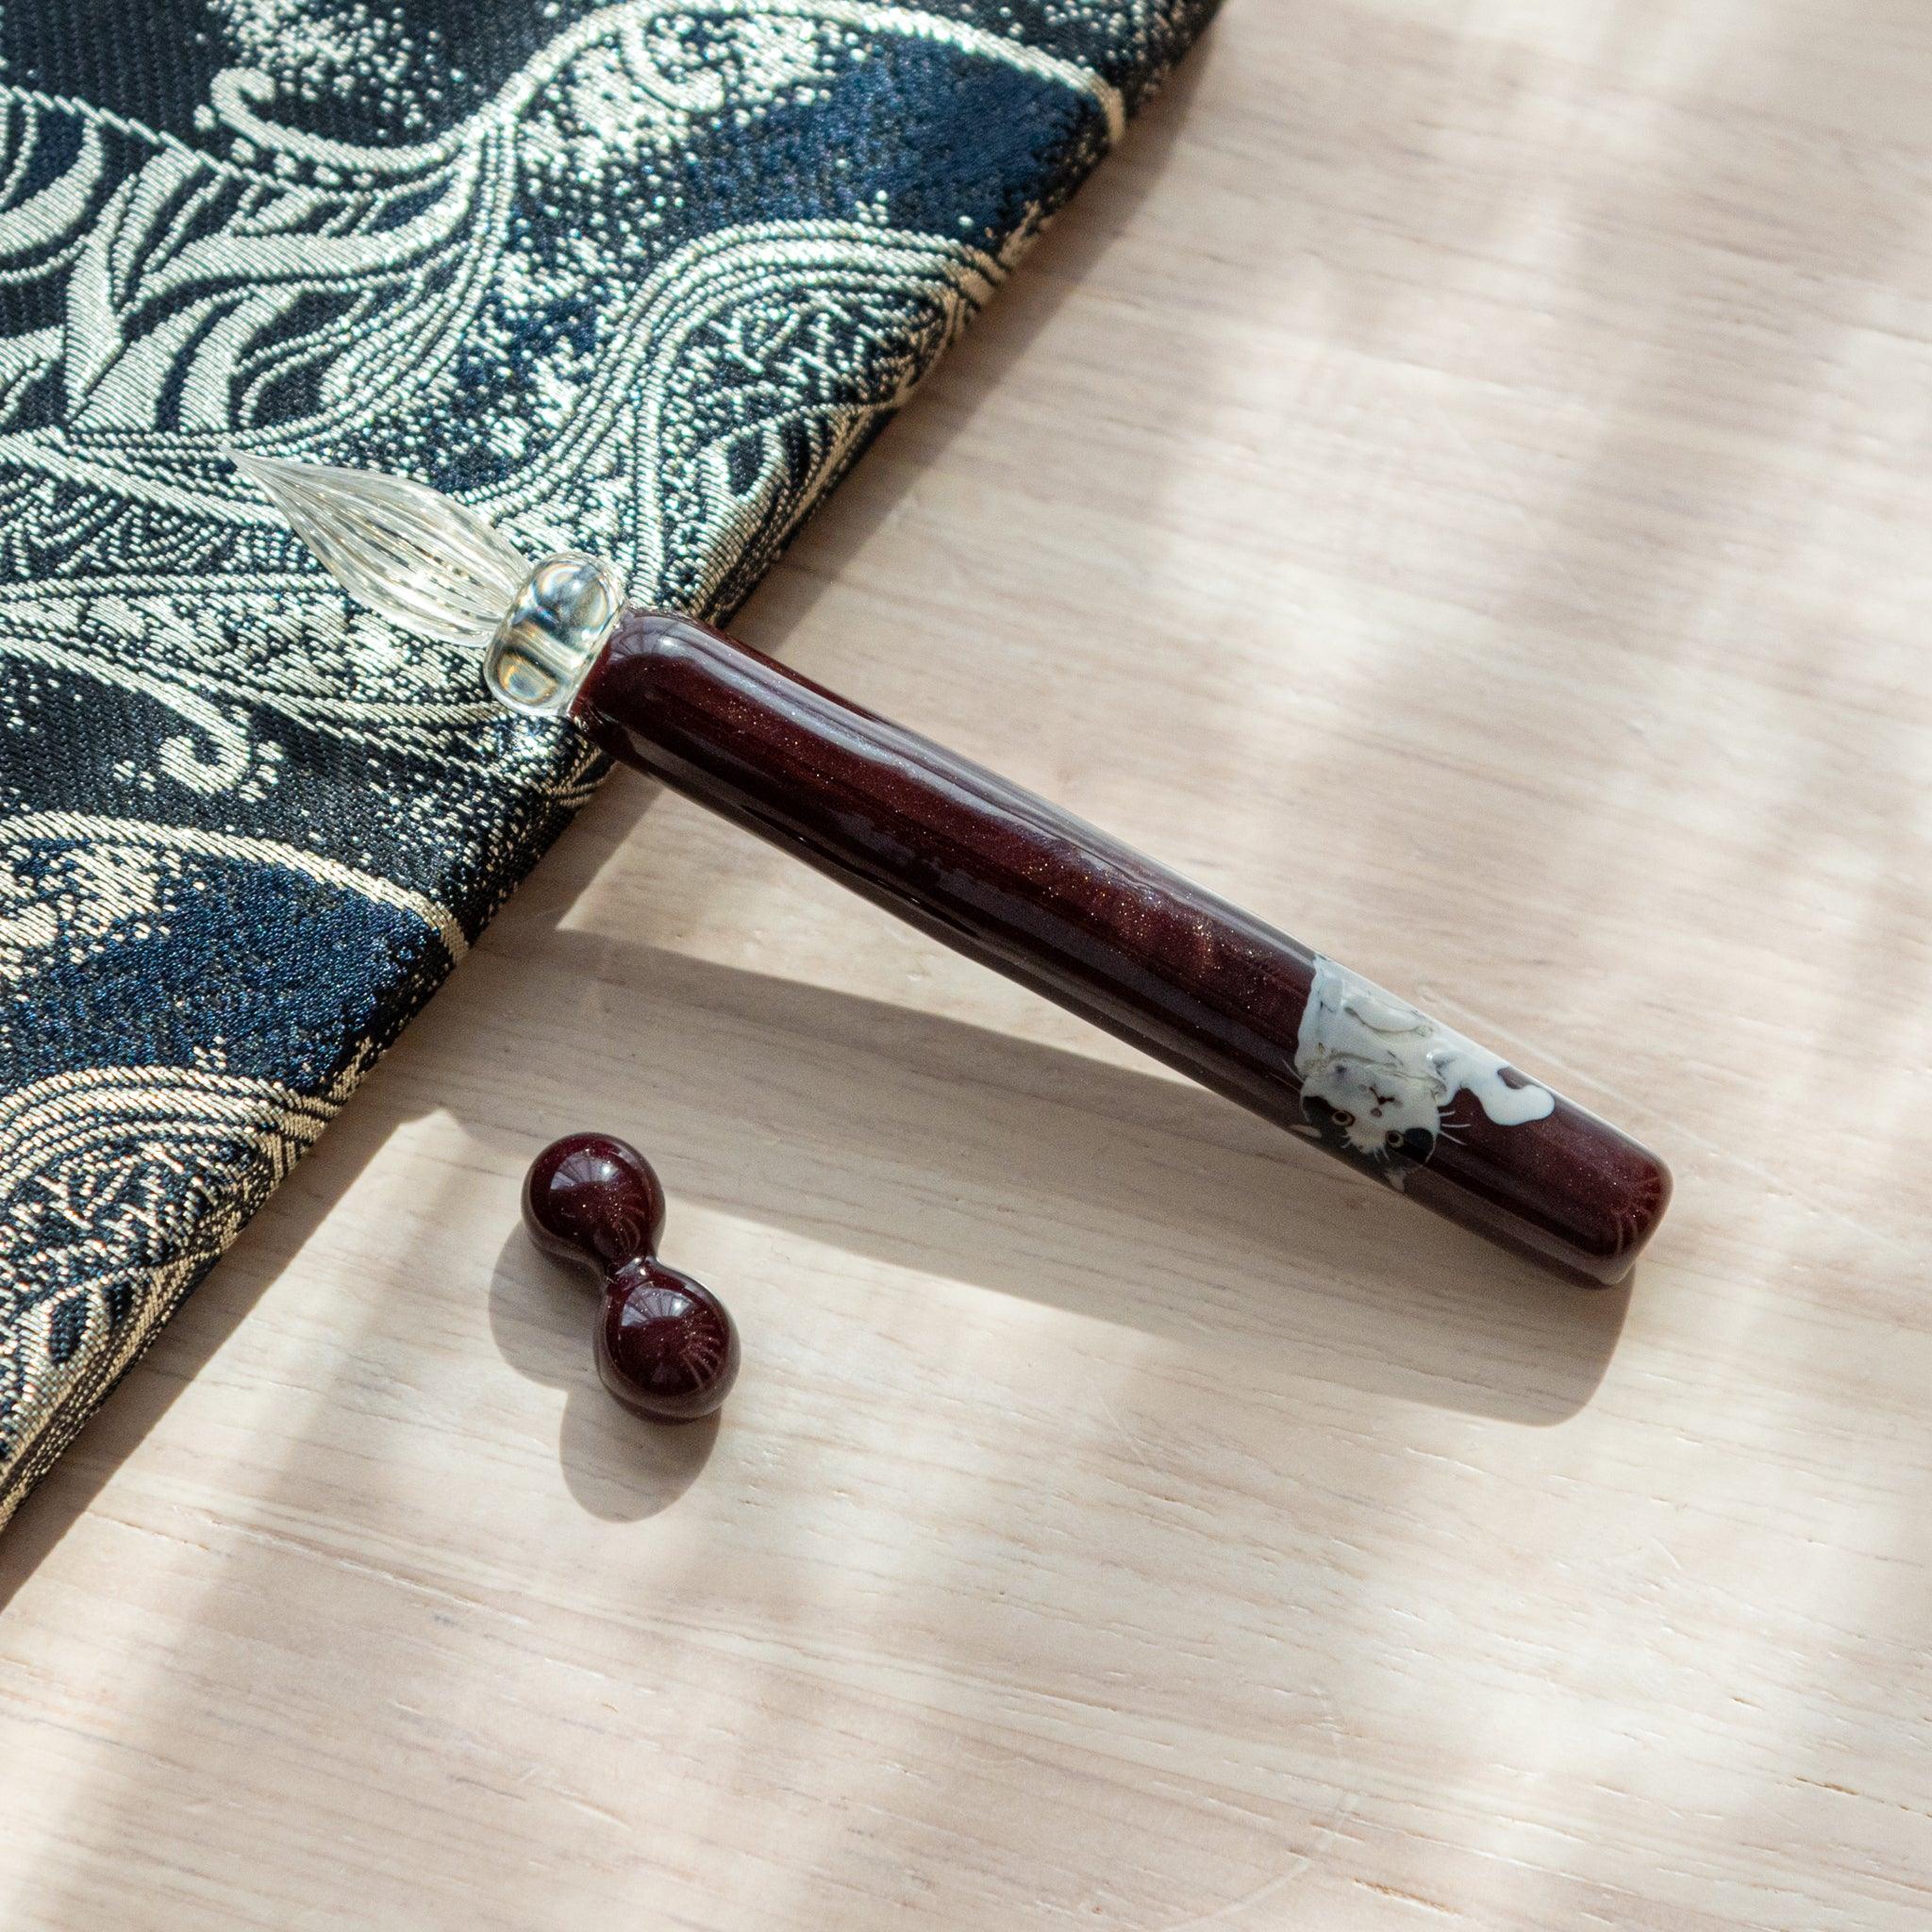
left=233, top=452, right=531, bottom=646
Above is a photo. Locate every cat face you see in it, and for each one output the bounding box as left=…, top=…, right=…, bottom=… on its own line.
left=1298, top=1060, right=1439, bottom=1179
left=1291, top=956, right=1557, bottom=1191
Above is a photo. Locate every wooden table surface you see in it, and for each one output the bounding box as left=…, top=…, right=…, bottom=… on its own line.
left=7, top=3, right=1932, bottom=1925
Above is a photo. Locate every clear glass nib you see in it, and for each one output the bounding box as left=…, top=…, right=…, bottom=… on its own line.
left=233, top=452, right=531, bottom=645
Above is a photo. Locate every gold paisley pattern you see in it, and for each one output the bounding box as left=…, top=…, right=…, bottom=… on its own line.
left=0, top=0, right=1214, bottom=1524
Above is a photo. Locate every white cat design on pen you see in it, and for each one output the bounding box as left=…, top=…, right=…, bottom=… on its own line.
left=1292, top=958, right=1555, bottom=1188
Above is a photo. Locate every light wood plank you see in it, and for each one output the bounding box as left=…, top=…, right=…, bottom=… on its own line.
left=6, top=3, right=1931, bottom=1924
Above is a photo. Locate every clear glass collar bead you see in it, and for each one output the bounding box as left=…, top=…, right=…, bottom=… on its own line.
left=484, top=554, right=626, bottom=716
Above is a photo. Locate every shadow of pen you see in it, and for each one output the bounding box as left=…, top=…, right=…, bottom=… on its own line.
left=464, top=926, right=1631, bottom=1441
left=0, top=857, right=1631, bottom=1599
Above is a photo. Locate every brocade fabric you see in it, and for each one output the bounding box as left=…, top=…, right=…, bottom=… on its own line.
left=0, top=0, right=1215, bottom=1524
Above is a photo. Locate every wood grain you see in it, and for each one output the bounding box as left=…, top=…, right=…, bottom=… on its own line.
left=6, top=2, right=1932, bottom=1925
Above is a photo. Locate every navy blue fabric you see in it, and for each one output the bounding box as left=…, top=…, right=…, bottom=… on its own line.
left=0, top=0, right=1214, bottom=1520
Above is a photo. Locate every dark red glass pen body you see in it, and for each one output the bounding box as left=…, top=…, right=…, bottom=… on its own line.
left=572, top=608, right=1670, bottom=1283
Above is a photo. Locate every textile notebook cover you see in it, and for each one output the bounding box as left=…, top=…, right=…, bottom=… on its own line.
left=0, top=0, right=1214, bottom=1524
